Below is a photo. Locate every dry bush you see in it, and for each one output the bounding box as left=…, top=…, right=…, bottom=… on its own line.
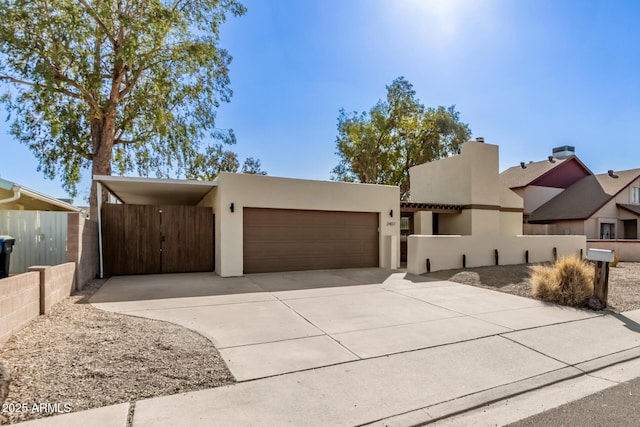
left=530, top=256, right=594, bottom=306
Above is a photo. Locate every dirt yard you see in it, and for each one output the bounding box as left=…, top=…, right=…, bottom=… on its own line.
left=0, top=280, right=235, bottom=425
left=423, top=262, right=640, bottom=313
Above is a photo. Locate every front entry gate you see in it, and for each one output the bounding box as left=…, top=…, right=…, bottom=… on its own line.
left=102, top=204, right=214, bottom=275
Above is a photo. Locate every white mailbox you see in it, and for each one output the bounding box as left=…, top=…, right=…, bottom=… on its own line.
left=587, top=248, right=615, bottom=262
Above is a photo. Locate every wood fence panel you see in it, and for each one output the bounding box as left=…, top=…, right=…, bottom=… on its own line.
left=161, top=206, right=213, bottom=273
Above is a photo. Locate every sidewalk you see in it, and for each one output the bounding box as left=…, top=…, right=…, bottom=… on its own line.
left=14, top=270, right=640, bottom=426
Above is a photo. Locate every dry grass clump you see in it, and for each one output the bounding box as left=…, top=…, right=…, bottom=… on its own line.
left=530, top=256, right=594, bottom=306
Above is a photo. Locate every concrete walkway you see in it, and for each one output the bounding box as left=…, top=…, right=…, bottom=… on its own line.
left=20, top=269, right=640, bottom=426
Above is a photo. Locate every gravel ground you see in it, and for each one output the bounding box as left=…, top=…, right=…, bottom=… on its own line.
left=422, top=262, right=640, bottom=313
left=0, top=280, right=235, bottom=425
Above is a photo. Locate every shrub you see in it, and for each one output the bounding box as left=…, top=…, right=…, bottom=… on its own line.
left=530, top=256, right=594, bottom=307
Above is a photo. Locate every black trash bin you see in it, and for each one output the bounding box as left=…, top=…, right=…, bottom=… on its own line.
left=0, top=235, right=15, bottom=279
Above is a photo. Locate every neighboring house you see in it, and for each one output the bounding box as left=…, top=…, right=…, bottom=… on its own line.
left=500, top=145, right=640, bottom=242
left=527, top=168, right=640, bottom=240
left=499, top=146, right=592, bottom=232
left=0, top=178, right=97, bottom=287
left=0, top=178, right=85, bottom=213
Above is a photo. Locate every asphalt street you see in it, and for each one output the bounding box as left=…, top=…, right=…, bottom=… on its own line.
left=509, top=374, right=640, bottom=427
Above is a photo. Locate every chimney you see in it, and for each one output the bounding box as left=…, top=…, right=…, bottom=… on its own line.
left=520, top=162, right=526, bottom=169
left=475, top=137, right=485, bottom=143
left=608, top=170, right=618, bottom=178
left=552, top=145, right=575, bottom=159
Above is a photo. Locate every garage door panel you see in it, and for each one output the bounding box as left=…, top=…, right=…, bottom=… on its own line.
left=243, top=208, right=379, bottom=274
left=243, top=225, right=377, bottom=241
left=243, top=242, right=374, bottom=258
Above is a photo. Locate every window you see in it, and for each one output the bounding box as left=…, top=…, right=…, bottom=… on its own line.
left=400, top=217, right=410, bottom=242
left=632, top=187, right=640, bottom=204
left=600, top=223, right=615, bottom=239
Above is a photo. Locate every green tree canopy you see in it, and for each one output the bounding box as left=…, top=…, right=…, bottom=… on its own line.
left=332, top=77, right=471, bottom=199
left=186, top=142, right=266, bottom=180
left=0, top=0, right=246, bottom=207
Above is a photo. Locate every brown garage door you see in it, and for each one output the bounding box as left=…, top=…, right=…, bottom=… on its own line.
left=243, top=208, right=379, bottom=274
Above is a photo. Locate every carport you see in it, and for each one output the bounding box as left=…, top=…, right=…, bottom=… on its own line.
left=95, top=176, right=216, bottom=276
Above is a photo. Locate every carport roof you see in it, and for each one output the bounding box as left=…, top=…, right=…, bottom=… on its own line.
left=94, top=175, right=217, bottom=206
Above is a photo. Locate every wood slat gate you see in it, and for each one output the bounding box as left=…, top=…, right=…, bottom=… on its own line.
left=102, top=204, right=213, bottom=276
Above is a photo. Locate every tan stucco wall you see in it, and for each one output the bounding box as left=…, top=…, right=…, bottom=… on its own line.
left=522, top=185, right=564, bottom=214
left=410, top=142, right=501, bottom=205
left=409, top=141, right=523, bottom=236
left=500, top=211, right=523, bottom=235
left=408, top=234, right=586, bottom=274
left=500, top=186, right=524, bottom=210
left=438, top=211, right=471, bottom=235
left=199, top=173, right=400, bottom=277
left=413, top=211, right=432, bottom=234
left=470, top=209, right=500, bottom=236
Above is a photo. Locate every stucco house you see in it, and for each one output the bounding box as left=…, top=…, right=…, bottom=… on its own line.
left=405, top=140, right=584, bottom=274
left=95, top=174, right=400, bottom=277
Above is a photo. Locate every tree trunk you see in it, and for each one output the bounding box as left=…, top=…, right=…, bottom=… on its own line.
left=89, top=113, right=116, bottom=214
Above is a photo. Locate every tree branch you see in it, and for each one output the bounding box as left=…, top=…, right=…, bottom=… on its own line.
left=77, top=0, right=117, bottom=47
left=0, top=74, right=87, bottom=102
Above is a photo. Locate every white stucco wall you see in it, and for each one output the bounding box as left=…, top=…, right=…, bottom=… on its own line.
left=199, top=173, right=400, bottom=277
left=407, top=234, right=586, bottom=274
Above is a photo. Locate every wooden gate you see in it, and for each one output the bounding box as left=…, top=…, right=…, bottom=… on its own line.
left=102, top=204, right=213, bottom=276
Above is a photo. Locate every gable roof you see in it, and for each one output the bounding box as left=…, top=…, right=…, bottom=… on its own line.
left=529, top=168, right=640, bottom=223
left=500, top=157, right=569, bottom=189
left=618, top=204, right=640, bottom=216
left=595, top=168, right=640, bottom=195
left=501, top=155, right=592, bottom=190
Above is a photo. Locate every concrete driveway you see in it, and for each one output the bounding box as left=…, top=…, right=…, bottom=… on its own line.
left=22, top=268, right=636, bottom=426
left=91, top=268, right=602, bottom=382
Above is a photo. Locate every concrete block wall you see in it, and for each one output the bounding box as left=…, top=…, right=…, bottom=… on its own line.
left=0, top=272, right=40, bottom=345
left=1, top=262, right=77, bottom=345
left=67, top=214, right=98, bottom=290
left=28, top=263, right=76, bottom=315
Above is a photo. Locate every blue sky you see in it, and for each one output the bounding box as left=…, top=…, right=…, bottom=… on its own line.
left=2, top=0, right=640, bottom=203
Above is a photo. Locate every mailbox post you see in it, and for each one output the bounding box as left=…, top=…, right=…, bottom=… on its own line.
left=587, top=248, right=614, bottom=308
